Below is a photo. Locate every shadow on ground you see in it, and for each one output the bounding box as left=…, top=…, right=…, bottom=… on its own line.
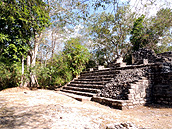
left=145, top=103, right=172, bottom=109
left=0, top=97, right=56, bottom=129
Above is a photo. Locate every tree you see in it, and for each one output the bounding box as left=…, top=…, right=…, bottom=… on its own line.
left=37, top=0, right=92, bottom=66
left=0, top=0, right=50, bottom=88
left=149, top=8, right=172, bottom=52
left=63, top=38, right=90, bottom=77
left=130, top=15, right=146, bottom=52
left=88, top=5, right=134, bottom=65
left=130, top=8, right=172, bottom=52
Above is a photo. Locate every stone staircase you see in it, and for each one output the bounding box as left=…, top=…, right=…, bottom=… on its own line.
left=60, top=49, right=172, bottom=109
left=61, top=57, right=125, bottom=99
left=61, top=68, right=115, bottom=98
left=60, top=67, right=150, bottom=110
left=60, top=56, right=152, bottom=110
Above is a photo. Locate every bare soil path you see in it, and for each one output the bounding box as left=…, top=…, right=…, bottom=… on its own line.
left=0, top=87, right=172, bottom=129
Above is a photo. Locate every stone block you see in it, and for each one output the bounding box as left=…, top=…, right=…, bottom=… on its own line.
left=130, top=84, right=136, bottom=89
left=128, top=94, right=134, bottom=100
left=157, top=100, right=162, bottom=103
left=143, top=59, right=148, bottom=65
left=120, top=63, right=126, bottom=67
left=140, top=92, right=146, bottom=98
left=117, top=103, right=122, bottom=107
left=133, top=101, right=140, bottom=105
left=169, top=102, right=172, bottom=105
left=129, top=89, right=135, bottom=94
left=99, top=98, right=102, bottom=103
left=139, top=100, right=146, bottom=104
left=89, top=68, right=94, bottom=71
left=135, top=94, right=140, bottom=99
left=116, top=57, right=123, bottom=63
left=127, top=102, right=133, bottom=106
left=112, top=102, right=117, bottom=106
left=122, top=102, right=127, bottom=106
left=128, top=105, right=134, bottom=109
left=98, top=65, right=105, bottom=70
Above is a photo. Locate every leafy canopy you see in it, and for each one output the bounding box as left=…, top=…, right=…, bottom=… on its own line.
left=0, top=0, right=50, bottom=64
left=130, top=8, right=172, bottom=52
left=63, top=38, right=90, bottom=76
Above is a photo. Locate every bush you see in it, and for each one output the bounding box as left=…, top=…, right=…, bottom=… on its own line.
left=0, top=62, right=22, bottom=90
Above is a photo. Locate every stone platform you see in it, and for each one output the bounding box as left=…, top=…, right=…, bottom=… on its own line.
left=61, top=49, right=172, bottom=109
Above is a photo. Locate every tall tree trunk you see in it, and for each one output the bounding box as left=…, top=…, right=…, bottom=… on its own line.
left=26, top=33, right=42, bottom=88
left=27, top=53, right=31, bottom=71
left=20, top=55, right=24, bottom=87
left=30, top=34, right=41, bottom=88
left=22, top=54, right=31, bottom=87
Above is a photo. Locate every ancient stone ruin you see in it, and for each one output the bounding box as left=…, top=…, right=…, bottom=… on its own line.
left=61, top=48, right=172, bottom=109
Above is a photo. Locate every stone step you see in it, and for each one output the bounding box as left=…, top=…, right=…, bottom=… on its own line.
left=63, top=86, right=100, bottom=93
left=79, top=75, right=115, bottom=79
left=58, top=91, right=92, bottom=101
left=81, top=69, right=111, bottom=74
left=80, top=74, right=115, bottom=78
left=70, top=81, right=108, bottom=85
left=80, top=70, right=120, bottom=76
left=76, top=78, right=112, bottom=82
left=109, top=62, right=126, bottom=68
left=80, top=73, right=115, bottom=78
left=60, top=89, right=96, bottom=97
left=67, top=84, right=104, bottom=89
left=91, top=96, right=125, bottom=110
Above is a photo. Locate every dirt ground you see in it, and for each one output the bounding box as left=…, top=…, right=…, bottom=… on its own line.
left=0, top=87, right=172, bottom=129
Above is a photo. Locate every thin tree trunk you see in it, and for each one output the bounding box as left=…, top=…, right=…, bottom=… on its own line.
left=30, top=34, right=41, bottom=88
left=51, top=30, right=56, bottom=62
left=20, top=55, right=24, bottom=87
left=27, top=54, right=31, bottom=71
left=22, top=54, right=31, bottom=87
left=26, top=33, right=42, bottom=88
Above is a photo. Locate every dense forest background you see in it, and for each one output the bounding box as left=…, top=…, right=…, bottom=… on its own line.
left=0, top=0, right=172, bottom=90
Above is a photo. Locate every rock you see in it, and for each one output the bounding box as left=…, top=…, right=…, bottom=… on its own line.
left=106, top=122, right=138, bottom=129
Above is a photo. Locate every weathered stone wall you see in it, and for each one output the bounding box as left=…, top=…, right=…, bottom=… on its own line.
left=132, top=48, right=159, bottom=64
left=92, top=75, right=150, bottom=109
left=96, top=57, right=172, bottom=107
left=127, top=78, right=149, bottom=107
left=99, top=67, right=149, bottom=99
left=132, top=48, right=172, bottom=72
left=99, top=79, right=130, bottom=100
left=132, top=48, right=172, bottom=106
left=158, top=51, right=172, bottom=59
left=98, top=65, right=153, bottom=107
left=153, top=72, right=172, bottom=106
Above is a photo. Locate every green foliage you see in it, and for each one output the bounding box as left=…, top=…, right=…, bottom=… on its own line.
left=0, top=61, right=22, bottom=90
left=0, top=0, right=50, bottom=56
left=130, top=8, right=172, bottom=52
left=35, top=54, right=72, bottom=89
left=63, top=38, right=91, bottom=76
left=152, top=8, right=172, bottom=36
left=156, top=30, right=172, bottom=53
left=0, top=0, right=50, bottom=90
left=130, top=15, right=146, bottom=51
left=35, top=38, right=90, bottom=89
left=89, top=5, right=134, bottom=64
